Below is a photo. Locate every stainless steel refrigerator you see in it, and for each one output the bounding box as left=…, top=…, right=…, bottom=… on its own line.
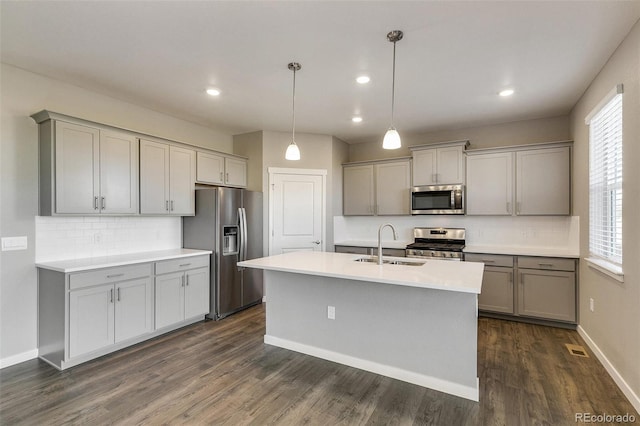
left=182, top=187, right=263, bottom=320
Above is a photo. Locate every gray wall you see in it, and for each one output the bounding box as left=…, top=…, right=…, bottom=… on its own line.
left=0, top=64, right=233, bottom=365
left=569, top=20, right=640, bottom=403
left=348, top=115, right=570, bottom=162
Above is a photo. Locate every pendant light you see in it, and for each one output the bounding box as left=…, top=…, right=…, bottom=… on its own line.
left=285, top=62, right=302, bottom=160
left=383, top=30, right=403, bottom=150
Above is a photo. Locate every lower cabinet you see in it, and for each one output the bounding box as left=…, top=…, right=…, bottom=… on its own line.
left=466, top=253, right=577, bottom=325
left=335, top=245, right=406, bottom=257
left=154, top=257, right=210, bottom=330
left=38, top=254, right=210, bottom=370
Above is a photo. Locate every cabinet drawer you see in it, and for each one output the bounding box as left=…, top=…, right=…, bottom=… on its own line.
left=70, top=264, right=152, bottom=290
left=155, top=255, right=209, bottom=275
left=518, top=256, right=575, bottom=272
left=464, top=253, right=514, bottom=268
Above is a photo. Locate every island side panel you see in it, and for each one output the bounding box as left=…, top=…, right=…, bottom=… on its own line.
left=264, top=270, right=478, bottom=401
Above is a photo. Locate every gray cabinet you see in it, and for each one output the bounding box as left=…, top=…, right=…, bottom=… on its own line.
left=140, top=139, right=195, bottom=215
left=35, top=117, right=139, bottom=215
left=467, top=253, right=577, bottom=325
left=335, top=245, right=406, bottom=257
left=343, top=159, right=411, bottom=216
left=154, top=256, right=210, bottom=330
left=466, top=142, right=572, bottom=216
left=196, top=151, right=247, bottom=188
left=410, top=141, right=467, bottom=186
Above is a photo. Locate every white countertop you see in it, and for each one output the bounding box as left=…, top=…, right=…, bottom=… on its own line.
left=238, top=251, right=484, bottom=294
left=464, top=245, right=579, bottom=258
left=36, top=248, right=212, bottom=273
left=334, top=240, right=412, bottom=249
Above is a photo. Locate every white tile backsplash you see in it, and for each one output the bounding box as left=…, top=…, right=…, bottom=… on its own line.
left=36, top=216, right=182, bottom=262
left=334, top=215, right=579, bottom=254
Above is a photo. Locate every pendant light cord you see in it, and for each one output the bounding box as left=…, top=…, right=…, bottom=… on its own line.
left=292, top=67, right=297, bottom=143
left=390, top=39, right=396, bottom=127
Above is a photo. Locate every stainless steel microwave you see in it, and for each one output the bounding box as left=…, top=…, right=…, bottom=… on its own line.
left=411, top=184, right=465, bottom=215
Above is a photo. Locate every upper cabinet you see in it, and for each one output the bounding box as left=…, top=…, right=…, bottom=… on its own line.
left=37, top=118, right=138, bottom=215
left=140, top=139, right=195, bottom=216
left=410, top=141, right=468, bottom=186
left=343, top=159, right=411, bottom=216
left=196, top=151, right=247, bottom=188
left=466, top=142, right=571, bottom=216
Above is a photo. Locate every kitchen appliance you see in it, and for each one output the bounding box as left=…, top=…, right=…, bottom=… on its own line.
left=182, top=187, right=263, bottom=320
left=405, top=227, right=466, bottom=260
left=411, top=184, right=464, bottom=215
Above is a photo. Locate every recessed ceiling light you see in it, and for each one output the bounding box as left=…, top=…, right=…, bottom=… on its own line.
left=352, top=116, right=363, bottom=123
left=499, top=89, right=514, bottom=97
left=206, top=88, right=221, bottom=96
left=356, top=76, right=370, bottom=84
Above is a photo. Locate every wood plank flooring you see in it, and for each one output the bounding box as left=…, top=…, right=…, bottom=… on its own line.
left=1, top=304, right=637, bottom=425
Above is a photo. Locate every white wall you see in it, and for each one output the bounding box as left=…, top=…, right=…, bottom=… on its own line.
left=0, top=64, right=233, bottom=366
left=569, top=21, right=640, bottom=410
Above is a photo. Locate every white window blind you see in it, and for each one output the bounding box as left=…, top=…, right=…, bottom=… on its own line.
left=588, top=89, right=623, bottom=267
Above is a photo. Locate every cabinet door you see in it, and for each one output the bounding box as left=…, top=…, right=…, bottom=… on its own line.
left=478, top=267, right=514, bottom=314
left=69, top=284, right=114, bottom=358
left=343, top=165, right=375, bottom=215
left=196, top=151, right=224, bottom=185
left=437, top=146, right=465, bottom=184
left=412, top=149, right=437, bottom=186
left=140, top=139, right=170, bottom=214
left=55, top=121, right=100, bottom=214
left=224, top=157, right=247, bottom=188
left=466, top=152, right=513, bottom=215
left=114, top=277, right=153, bottom=343
left=169, top=146, right=195, bottom=215
left=335, top=246, right=371, bottom=255
left=516, top=147, right=570, bottom=215
left=99, top=130, right=139, bottom=214
left=155, top=272, right=185, bottom=329
left=518, top=269, right=576, bottom=322
left=375, top=161, right=411, bottom=215
left=184, top=267, right=209, bottom=319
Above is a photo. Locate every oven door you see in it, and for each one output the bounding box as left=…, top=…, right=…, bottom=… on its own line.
left=411, top=185, right=464, bottom=215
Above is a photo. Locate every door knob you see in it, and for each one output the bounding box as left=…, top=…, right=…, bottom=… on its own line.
left=312, top=240, right=321, bottom=244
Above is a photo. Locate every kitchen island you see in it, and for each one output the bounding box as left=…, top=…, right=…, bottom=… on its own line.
left=238, top=251, right=484, bottom=401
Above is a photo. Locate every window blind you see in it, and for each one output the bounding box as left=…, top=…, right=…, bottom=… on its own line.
left=588, top=92, right=623, bottom=265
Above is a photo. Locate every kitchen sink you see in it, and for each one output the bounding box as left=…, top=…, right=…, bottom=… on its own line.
left=354, top=256, right=425, bottom=266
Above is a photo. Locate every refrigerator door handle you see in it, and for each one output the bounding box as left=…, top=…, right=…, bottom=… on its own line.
left=237, top=207, right=244, bottom=263
left=242, top=207, right=248, bottom=262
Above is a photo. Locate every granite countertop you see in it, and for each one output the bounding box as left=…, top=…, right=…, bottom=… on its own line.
left=35, top=248, right=212, bottom=273
left=239, top=251, right=484, bottom=294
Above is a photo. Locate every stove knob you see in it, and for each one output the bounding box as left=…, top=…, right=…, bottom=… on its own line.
left=417, top=250, right=423, bottom=256
left=430, top=251, right=436, bottom=257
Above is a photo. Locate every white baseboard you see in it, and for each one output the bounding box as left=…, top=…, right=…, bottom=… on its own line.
left=0, top=349, right=38, bottom=369
left=577, top=325, right=640, bottom=413
left=264, top=335, right=479, bottom=402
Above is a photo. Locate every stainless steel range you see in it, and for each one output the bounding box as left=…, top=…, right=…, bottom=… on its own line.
left=405, top=227, right=466, bottom=260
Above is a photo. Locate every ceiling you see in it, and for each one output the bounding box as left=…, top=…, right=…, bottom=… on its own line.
left=2, top=1, right=639, bottom=144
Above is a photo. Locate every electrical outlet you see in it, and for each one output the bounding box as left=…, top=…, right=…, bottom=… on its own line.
left=589, top=298, right=595, bottom=312
left=327, top=305, right=335, bottom=320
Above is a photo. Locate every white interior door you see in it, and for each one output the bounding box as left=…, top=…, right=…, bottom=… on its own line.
left=270, top=169, right=326, bottom=255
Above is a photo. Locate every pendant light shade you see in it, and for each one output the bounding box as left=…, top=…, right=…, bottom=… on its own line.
left=384, top=30, right=403, bottom=150
left=286, top=62, right=302, bottom=160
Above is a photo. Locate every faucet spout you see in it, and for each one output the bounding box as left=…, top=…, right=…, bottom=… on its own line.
left=377, top=223, right=398, bottom=265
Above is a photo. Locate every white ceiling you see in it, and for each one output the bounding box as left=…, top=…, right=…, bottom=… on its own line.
left=2, top=1, right=639, bottom=143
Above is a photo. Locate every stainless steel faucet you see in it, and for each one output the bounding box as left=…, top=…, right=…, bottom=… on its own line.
left=377, top=223, right=398, bottom=265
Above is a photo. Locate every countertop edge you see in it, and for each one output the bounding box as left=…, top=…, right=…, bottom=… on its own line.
left=463, top=245, right=580, bottom=258
left=36, top=249, right=213, bottom=273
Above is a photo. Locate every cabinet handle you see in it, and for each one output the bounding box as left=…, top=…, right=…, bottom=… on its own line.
left=181, top=276, right=185, bottom=287
left=94, top=196, right=99, bottom=210
left=481, top=259, right=496, bottom=263
left=538, top=263, right=554, bottom=268
left=101, top=197, right=105, bottom=210
left=166, top=200, right=169, bottom=211
left=509, top=272, right=513, bottom=284
left=226, top=172, right=229, bottom=182
left=117, top=287, right=121, bottom=301
left=110, top=288, right=114, bottom=303
left=107, top=273, right=124, bottom=278
left=179, top=263, right=191, bottom=267
left=171, top=200, right=174, bottom=211
left=220, top=172, right=223, bottom=181
left=185, top=275, right=189, bottom=286
left=520, top=273, right=524, bottom=285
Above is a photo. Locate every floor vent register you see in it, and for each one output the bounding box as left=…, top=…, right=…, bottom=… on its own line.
left=565, top=343, right=589, bottom=358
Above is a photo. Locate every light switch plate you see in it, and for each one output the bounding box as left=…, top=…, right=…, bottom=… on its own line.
left=1, top=236, right=28, bottom=251
left=327, top=305, right=336, bottom=320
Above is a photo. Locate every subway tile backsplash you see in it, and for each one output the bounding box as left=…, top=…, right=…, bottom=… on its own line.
left=36, top=216, right=182, bottom=262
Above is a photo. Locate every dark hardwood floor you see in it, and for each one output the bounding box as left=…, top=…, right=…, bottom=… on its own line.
left=1, top=304, right=637, bottom=425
